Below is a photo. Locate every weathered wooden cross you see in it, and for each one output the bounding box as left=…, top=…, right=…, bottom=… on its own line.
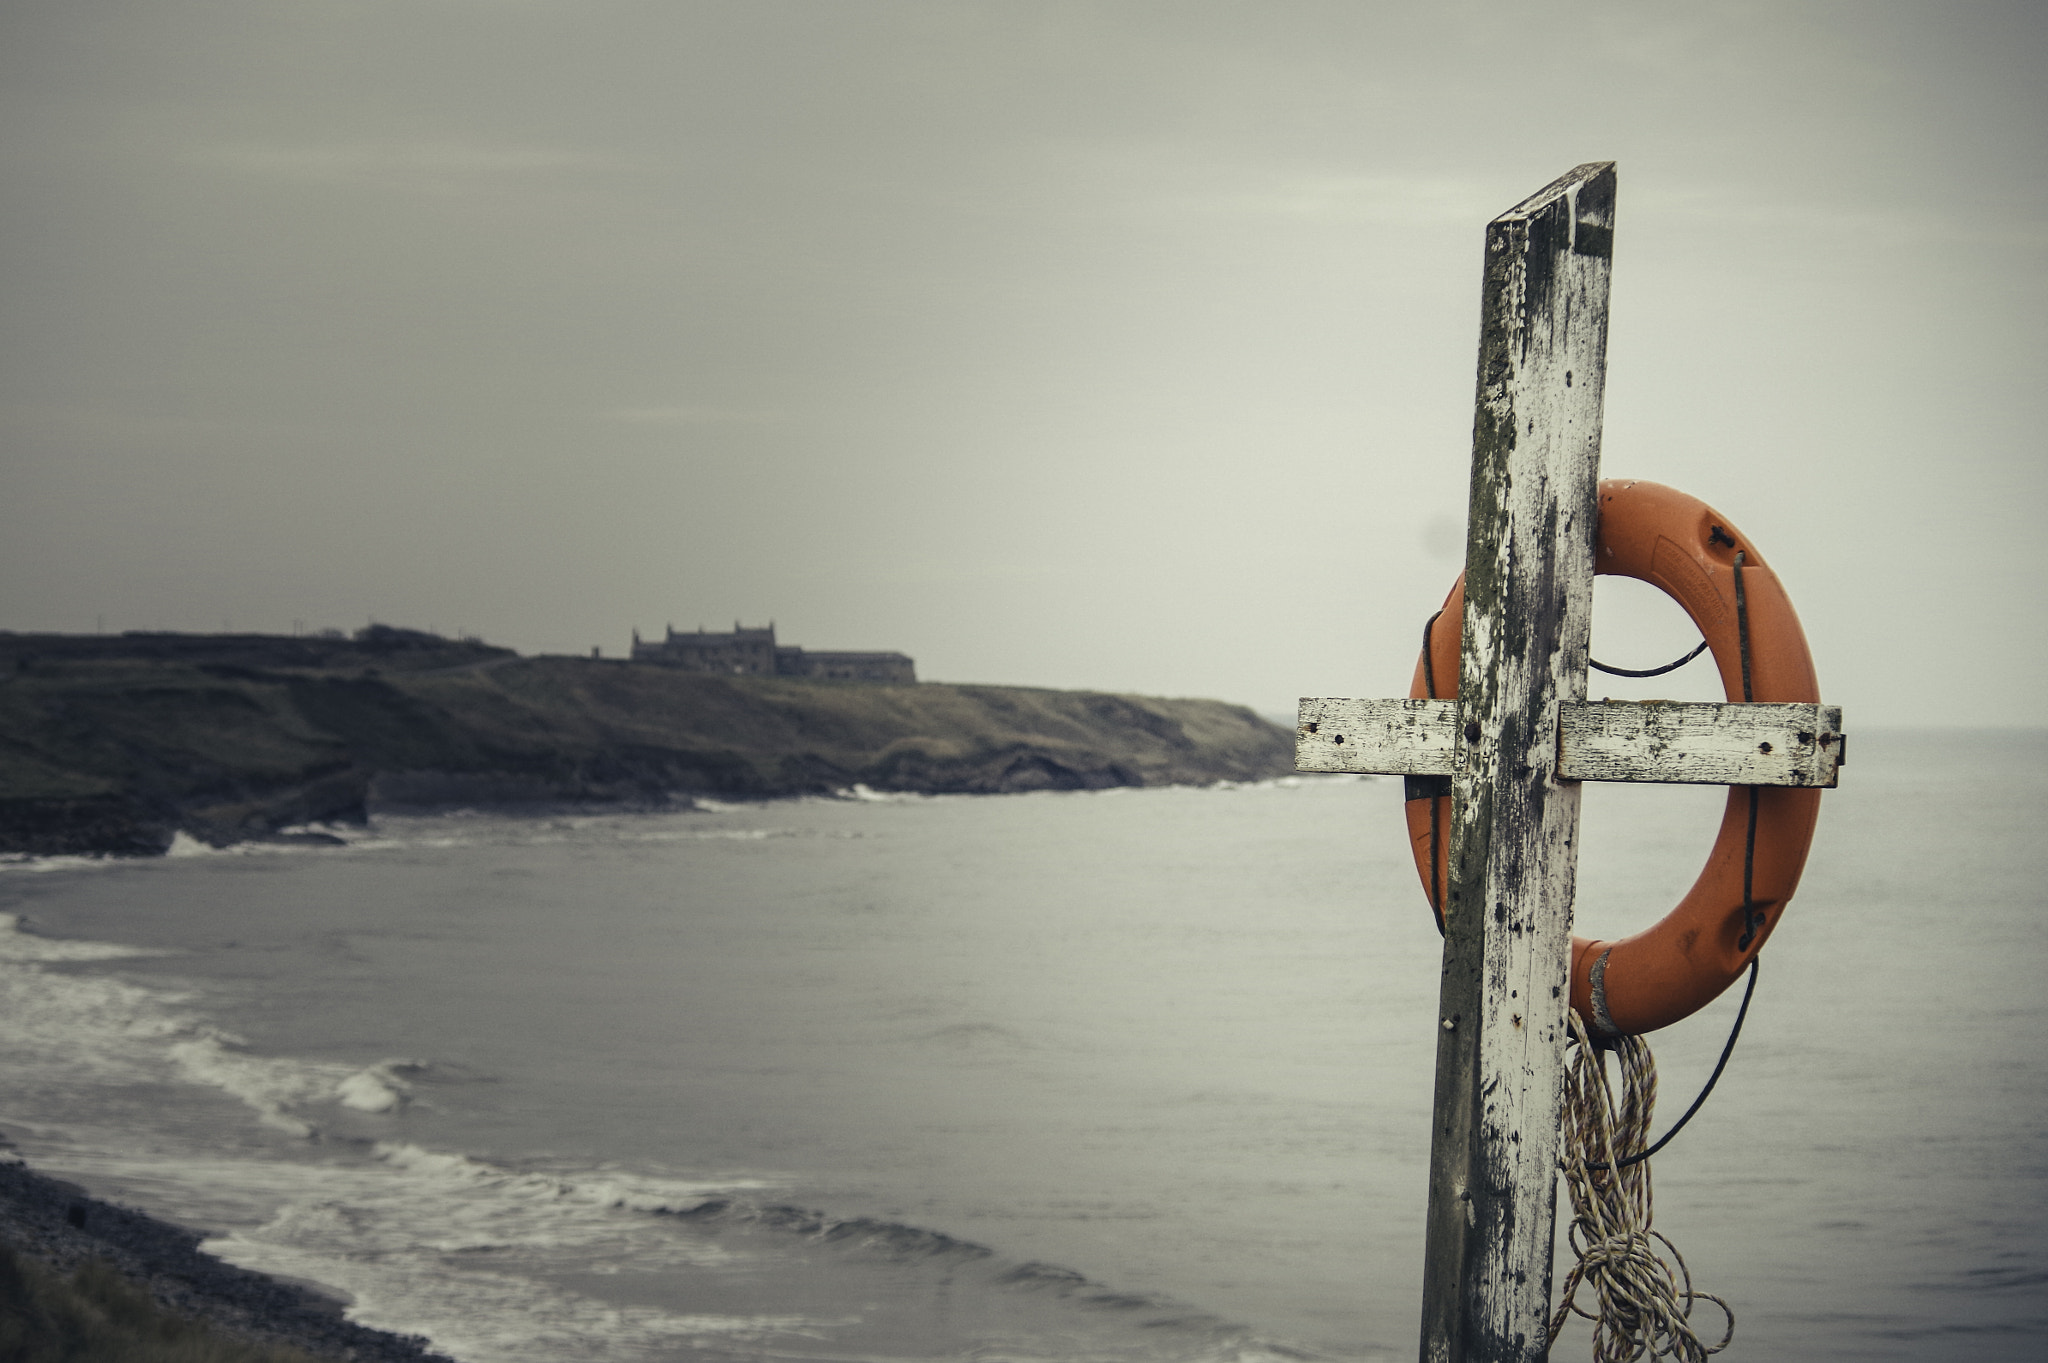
left=1293, top=163, right=1842, bottom=1362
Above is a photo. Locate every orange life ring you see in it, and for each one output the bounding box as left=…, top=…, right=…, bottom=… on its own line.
left=1404, top=479, right=1822, bottom=1036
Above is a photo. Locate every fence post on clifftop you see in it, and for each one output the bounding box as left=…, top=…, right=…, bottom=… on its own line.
left=1417, top=162, right=1615, bottom=1362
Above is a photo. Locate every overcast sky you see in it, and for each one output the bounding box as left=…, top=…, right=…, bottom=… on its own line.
left=2, top=1, right=2041, bottom=724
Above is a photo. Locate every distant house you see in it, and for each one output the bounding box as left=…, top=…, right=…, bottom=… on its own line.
left=630, top=622, right=915, bottom=683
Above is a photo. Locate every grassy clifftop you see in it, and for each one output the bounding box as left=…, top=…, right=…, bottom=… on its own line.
left=0, top=633, right=1294, bottom=855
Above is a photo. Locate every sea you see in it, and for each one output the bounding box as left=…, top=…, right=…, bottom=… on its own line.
left=2, top=731, right=2043, bottom=1362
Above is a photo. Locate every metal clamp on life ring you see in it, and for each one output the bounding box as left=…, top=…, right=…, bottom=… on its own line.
left=1404, top=479, right=1823, bottom=1036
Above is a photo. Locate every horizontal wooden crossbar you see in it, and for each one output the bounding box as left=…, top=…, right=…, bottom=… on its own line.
left=1296, top=697, right=1844, bottom=787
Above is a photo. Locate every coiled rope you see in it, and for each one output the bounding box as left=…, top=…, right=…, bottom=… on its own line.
left=1551, top=1009, right=1734, bottom=1360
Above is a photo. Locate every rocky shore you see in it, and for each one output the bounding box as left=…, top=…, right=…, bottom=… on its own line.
left=0, top=629, right=1297, bottom=856
left=0, top=1154, right=451, bottom=1361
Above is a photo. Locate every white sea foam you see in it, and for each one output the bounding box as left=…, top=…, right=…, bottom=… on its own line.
left=161, top=1036, right=330, bottom=1136
left=181, top=1145, right=792, bottom=1362
left=335, top=1061, right=418, bottom=1113
left=24, top=1133, right=796, bottom=1363
left=208, top=1228, right=833, bottom=1363
left=164, top=831, right=358, bottom=861
left=0, top=913, right=422, bottom=1138
left=1204, top=774, right=1365, bottom=793
left=181, top=1136, right=1290, bottom=1363
left=273, top=822, right=358, bottom=839
left=0, top=902, right=804, bottom=1360
left=0, top=851, right=133, bottom=875
left=0, top=915, right=202, bottom=1101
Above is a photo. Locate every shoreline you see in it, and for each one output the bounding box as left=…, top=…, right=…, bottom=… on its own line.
left=3, top=770, right=1347, bottom=869
left=0, top=1153, right=452, bottom=1362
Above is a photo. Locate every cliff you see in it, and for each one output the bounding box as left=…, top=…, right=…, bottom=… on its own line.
left=0, top=632, right=1296, bottom=855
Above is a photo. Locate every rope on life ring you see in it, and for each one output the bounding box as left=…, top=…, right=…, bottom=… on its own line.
left=1402, top=478, right=1823, bottom=1037
left=1549, top=1009, right=1735, bottom=1361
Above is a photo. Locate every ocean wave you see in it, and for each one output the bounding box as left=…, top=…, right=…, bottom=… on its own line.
left=334, top=1060, right=422, bottom=1114
left=0, top=913, right=166, bottom=962
left=0, top=915, right=450, bottom=1139
left=165, top=830, right=354, bottom=858
left=367, top=1142, right=762, bottom=1218
left=912, top=1020, right=1037, bottom=1051
left=204, top=1196, right=825, bottom=1363
left=201, top=1134, right=1299, bottom=1363
left=833, top=784, right=932, bottom=803
left=175, top=1145, right=803, bottom=1361
left=330, top=812, right=801, bottom=854
left=36, top=1120, right=1324, bottom=1363
left=1203, top=775, right=1372, bottom=793
left=669, top=1198, right=996, bottom=1262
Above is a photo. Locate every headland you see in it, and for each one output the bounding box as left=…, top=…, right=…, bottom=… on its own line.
left=0, top=629, right=1296, bottom=856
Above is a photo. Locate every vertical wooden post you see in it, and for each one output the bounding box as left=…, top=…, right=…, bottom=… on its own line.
left=1419, top=163, right=1616, bottom=1363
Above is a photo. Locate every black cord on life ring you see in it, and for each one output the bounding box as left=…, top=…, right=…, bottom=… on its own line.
left=1585, top=957, right=1759, bottom=1171
left=1588, top=540, right=1766, bottom=1170
left=1421, top=609, right=1445, bottom=935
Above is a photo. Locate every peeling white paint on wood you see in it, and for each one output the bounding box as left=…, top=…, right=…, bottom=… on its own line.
left=1420, top=161, right=1615, bottom=1363
left=1296, top=697, right=1843, bottom=788
left=1560, top=700, right=1843, bottom=787
left=1294, top=697, right=1456, bottom=775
